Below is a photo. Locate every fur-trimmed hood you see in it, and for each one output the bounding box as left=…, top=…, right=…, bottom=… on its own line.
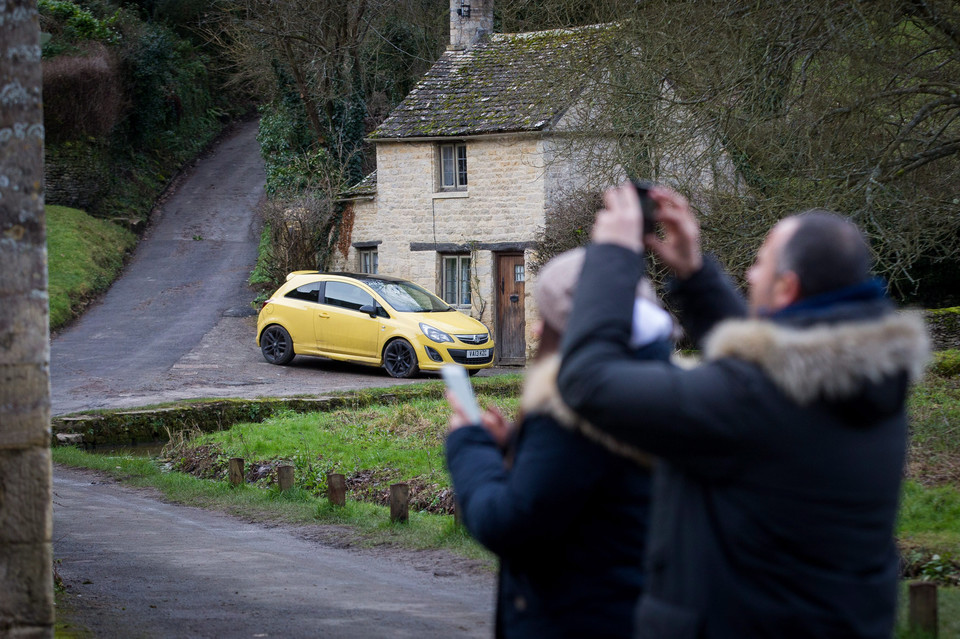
left=521, top=354, right=654, bottom=467
left=703, top=311, right=930, bottom=406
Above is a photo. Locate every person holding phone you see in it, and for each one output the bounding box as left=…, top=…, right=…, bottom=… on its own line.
left=557, top=183, right=930, bottom=638
left=445, top=248, right=674, bottom=639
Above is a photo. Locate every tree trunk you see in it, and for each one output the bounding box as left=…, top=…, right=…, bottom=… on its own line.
left=0, top=1, right=54, bottom=636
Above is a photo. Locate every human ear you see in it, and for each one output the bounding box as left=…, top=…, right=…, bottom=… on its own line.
left=772, top=271, right=802, bottom=309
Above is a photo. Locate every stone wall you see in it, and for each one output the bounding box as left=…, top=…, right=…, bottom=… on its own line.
left=338, top=135, right=553, bottom=357
left=0, top=3, right=54, bottom=636
left=927, top=307, right=960, bottom=351
left=43, top=141, right=111, bottom=214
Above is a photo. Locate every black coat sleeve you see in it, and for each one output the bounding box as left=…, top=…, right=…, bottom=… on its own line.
left=557, top=244, right=756, bottom=478
left=445, top=418, right=611, bottom=557
left=666, top=255, right=748, bottom=348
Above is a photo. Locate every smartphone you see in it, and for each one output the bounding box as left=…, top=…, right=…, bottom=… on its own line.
left=441, top=364, right=482, bottom=424
left=629, top=178, right=659, bottom=227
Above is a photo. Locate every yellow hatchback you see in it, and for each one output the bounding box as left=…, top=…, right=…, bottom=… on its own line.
left=257, top=272, right=495, bottom=377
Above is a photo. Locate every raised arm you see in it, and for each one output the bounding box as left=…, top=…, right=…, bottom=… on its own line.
left=557, top=183, right=753, bottom=476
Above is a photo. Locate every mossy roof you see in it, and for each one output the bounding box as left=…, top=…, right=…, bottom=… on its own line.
left=370, top=23, right=621, bottom=140
left=340, top=170, right=377, bottom=198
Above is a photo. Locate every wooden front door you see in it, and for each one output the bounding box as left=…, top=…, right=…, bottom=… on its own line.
left=496, top=253, right=526, bottom=364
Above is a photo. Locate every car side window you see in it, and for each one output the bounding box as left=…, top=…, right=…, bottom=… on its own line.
left=323, top=281, right=375, bottom=312
left=285, top=281, right=321, bottom=303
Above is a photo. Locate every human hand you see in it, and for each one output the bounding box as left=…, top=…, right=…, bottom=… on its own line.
left=479, top=405, right=513, bottom=449
left=645, top=186, right=702, bottom=279
left=446, top=391, right=514, bottom=446
left=446, top=390, right=477, bottom=432
left=591, top=182, right=645, bottom=253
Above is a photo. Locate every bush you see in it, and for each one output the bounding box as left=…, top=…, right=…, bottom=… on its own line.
left=38, top=0, right=118, bottom=57
left=532, top=188, right=602, bottom=272
left=42, top=43, right=124, bottom=142
left=250, top=195, right=341, bottom=298
left=931, top=350, right=960, bottom=378
left=257, top=100, right=320, bottom=197
left=42, top=5, right=234, bottom=221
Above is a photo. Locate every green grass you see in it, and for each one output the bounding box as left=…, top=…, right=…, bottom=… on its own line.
left=51, top=445, right=493, bottom=562
left=896, top=583, right=960, bottom=638
left=898, top=481, right=960, bottom=550
left=46, top=205, right=137, bottom=330
left=52, top=361, right=960, bottom=628
left=198, top=392, right=516, bottom=477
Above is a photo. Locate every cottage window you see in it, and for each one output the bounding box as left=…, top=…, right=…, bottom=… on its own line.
left=441, top=254, right=471, bottom=306
left=439, top=143, right=467, bottom=190
left=358, top=248, right=378, bottom=274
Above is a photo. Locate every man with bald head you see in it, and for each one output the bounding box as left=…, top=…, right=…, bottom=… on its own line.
left=557, top=185, right=930, bottom=639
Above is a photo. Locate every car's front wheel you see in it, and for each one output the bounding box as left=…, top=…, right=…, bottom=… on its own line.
left=383, top=339, right=419, bottom=378
left=260, top=325, right=295, bottom=365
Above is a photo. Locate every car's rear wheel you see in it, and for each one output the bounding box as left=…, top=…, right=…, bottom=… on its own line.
left=383, top=339, right=419, bottom=378
left=261, top=325, right=295, bottom=365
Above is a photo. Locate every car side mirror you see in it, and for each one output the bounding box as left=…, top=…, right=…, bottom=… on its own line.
left=359, top=304, right=378, bottom=318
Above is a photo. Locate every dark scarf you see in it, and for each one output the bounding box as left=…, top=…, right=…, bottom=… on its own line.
left=769, top=278, right=892, bottom=327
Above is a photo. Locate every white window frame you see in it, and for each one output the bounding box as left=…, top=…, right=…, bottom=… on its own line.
left=358, top=248, right=378, bottom=274
left=438, top=142, right=467, bottom=191
left=441, top=254, right=472, bottom=307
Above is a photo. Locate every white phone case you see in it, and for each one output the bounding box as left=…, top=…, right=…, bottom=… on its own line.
left=441, top=364, right=482, bottom=424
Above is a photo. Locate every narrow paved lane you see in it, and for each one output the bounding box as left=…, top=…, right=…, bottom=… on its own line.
left=50, top=120, right=265, bottom=415
left=54, top=467, right=494, bottom=638
left=48, top=121, right=499, bottom=636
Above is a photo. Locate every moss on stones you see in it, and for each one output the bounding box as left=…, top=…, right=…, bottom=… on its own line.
left=51, top=377, right=523, bottom=447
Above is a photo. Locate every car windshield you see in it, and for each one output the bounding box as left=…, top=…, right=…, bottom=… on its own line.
left=365, top=279, right=452, bottom=312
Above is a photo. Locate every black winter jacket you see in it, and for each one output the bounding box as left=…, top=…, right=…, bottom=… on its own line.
left=446, top=356, right=654, bottom=639
left=558, top=245, right=930, bottom=639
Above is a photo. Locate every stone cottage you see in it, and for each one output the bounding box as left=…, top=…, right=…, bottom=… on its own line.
left=336, top=1, right=624, bottom=364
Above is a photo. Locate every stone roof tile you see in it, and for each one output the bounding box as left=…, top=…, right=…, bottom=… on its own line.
left=370, top=24, right=621, bottom=139
left=339, top=170, right=377, bottom=199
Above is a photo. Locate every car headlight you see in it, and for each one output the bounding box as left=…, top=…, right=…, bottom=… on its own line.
left=420, top=323, right=454, bottom=343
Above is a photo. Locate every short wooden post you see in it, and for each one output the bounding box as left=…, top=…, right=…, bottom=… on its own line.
left=278, top=464, right=294, bottom=492
left=327, top=473, right=346, bottom=506
left=909, top=581, right=938, bottom=637
left=453, top=498, right=463, bottom=527
left=228, top=457, right=244, bottom=486
left=390, top=483, right=409, bottom=523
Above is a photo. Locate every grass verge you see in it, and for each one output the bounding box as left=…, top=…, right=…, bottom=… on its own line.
left=54, top=367, right=959, bottom=632
left=52, top=445, right=493, bottom=565
left=47, top=205, right=137, bottom=330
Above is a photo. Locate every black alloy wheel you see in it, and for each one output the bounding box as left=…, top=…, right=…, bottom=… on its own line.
left=383, top=339, right=419, bottom=378
left=260, top=325, right=295, bottom=365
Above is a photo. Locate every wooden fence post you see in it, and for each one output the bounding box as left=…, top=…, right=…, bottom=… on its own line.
left=909, top=581, right=938, bottom=637
left=278, top=464, right=294, bottom=492
left=390, top=483, right=409, bottom=523
left=453, top=498, right=462, bottom=527
left=327, top=473, right=346, bottom=506
left=228, top=457, right=244, bottom=486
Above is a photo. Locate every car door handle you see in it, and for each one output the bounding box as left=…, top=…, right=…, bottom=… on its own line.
left=318, top=312, right=330, bottom=319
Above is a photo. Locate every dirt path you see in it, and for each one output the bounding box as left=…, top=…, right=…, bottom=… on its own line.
left=54, top=467, right=494, bottom=638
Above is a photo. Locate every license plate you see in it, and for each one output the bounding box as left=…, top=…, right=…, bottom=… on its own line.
left=466, top=349, right=490, bottom=359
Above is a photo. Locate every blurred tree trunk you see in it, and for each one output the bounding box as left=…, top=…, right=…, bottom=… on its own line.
left=0, top=1, right=54, bottom=637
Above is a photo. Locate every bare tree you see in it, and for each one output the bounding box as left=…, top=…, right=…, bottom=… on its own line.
left=533, top=1, right=960, bottom=301
left=206, top=0, right=381, bottom=148
left=0, top=1, right=54, bottom=636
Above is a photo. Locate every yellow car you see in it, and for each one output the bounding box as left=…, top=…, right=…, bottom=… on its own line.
left=257, top=271, right=495, bottom=378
